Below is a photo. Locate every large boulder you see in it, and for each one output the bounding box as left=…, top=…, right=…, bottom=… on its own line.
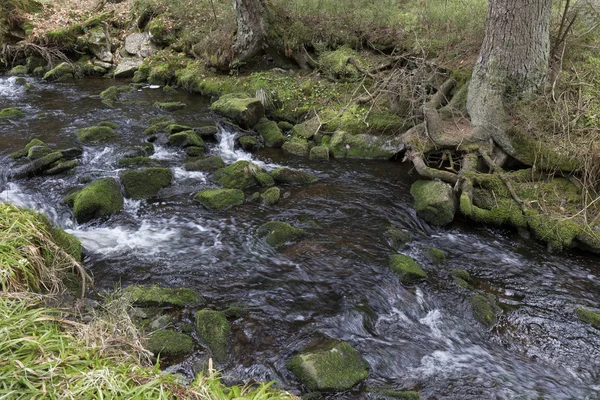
left=410, top=180, right=456, bottom=226
left=211, top=94, right=264, bottom=129
left=168, top=130, right=204, bottom=148
left=195, top=310, right=230, bottom=363
left=214, top=160, right=274, bottom=189
left=194, top=188, right=244, bottom=210
left=288, top=340, right=369, bottom=391
left=124, top=285, right=203, bottom=307
left=120, top=168, right=173, bottom=199
left=114, top=57, right=142, bottom=79
left=71, top=178, right=124, bottom=223
left=43, top=62, right=74, bottom=81
left=329, top=131, right=404, bottom=159
left=77, top=125, right=117, bottom=144
left=254, top=118, right=285, bottom=148
left=271, top=168, right=318, bottom=185
left=146, top=330, right=193, bottom=357
left=124, top=32, right=158, bottom=57
left=282, top=137, right=309, bottom=157
left=257, top=221, right=305, bottom=249
left=389, top=254, right=427, bottom=284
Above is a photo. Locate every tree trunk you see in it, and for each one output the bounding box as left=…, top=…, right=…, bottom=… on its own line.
left=231, top=0, right=268, bottom=64
left=467, top=0, right=552, bottom=155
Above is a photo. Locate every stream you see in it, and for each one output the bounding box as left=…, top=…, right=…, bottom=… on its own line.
left=1, top=76, right=599, bottom=399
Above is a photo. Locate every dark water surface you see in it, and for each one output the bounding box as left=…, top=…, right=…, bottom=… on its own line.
left=1, top=76, right=599, bottom=399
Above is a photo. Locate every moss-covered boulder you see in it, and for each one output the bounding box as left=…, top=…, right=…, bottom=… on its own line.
left=12, top=152, right=64, bottom=179
left=575, top=307, right=600, bottom=329
left=424, top=247, right=446, bottom=265
left=168, top=131, right=204, bottom=148
left=410, top=180, right=456, bottom=226
left=292, top=117, right=320, bottom=140
left=195, top=310, right=230, bottom=363
left=9, top=65, right=28, bottom=75
left=120, top=168, right=173, bottom=199
left=271, top=168, right=318, bottom=185
left=329, top=131, right=403, bottom=159
left=451, top=269, right=472, bottom=288
left=0, top=108, right=24, bottom=120
left=261, top=187, right=280, bottom=205
left=214, top=160, right=273, bottom=189
left=255, top=118, right=285, bottom=147
left=26, top=145, right=53, bottom=160
left=238, top=135, right=260, bottom=151
left=211, top=94, right=265, bottom=129
left=385, top=227, right=412, bottom=248
left=155, top=101, right=187, bottom=111
left=99, top=85, right=132, bottom=106
left=318, top=46, right=365, bottom=80
left=288, top=341, right=369, bottom=391
left=45, top=160, right=78, bottom=175
left=10, top=139, right=45, bottom=159
left=167, top=124, right=193, bottom=134
left=184, top=155, right=226, bottom=172
left=71, top=178, right=124, bottom=223
left=124, top=285, right=203, bottom=307
left=146, top=330, right=193, bottom=357
left=43, top=62, right=74, bottom=81
left=194, top=188, right=244, bottom=210
left=121, top=143, right=155, bottom=158
left=257, top=221, right=306, bottom=249
left=471, top=294, right=500, bottom=327
left=282, top=137, right=310, bottom=157
left=389, top=254, right=427, bottom=284
left=144, top=118, right=175, bottom=135
left=77, top=125, right=117, bottom=144
left=309, top=146, right=330, bottom=160
left=195, top=124, right=219, bottom=138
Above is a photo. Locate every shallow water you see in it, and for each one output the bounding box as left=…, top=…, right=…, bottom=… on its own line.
left=1, top=76, right=599, bottom=399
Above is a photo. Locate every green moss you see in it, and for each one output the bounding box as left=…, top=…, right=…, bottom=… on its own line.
left=43, top=62, right=74, bottom=81
left=46, top=24, right=83, bottom=47
left=27, top=145, right=52, bottom=160
left=470, top=294, right=499, bottom=327
left=167, top=124, right=193, bottom=133
left=451, top=269, right=471, bottom=288
left=0, top=108, right=24, bottom=120
left=238, top=135, right=259, bottom=151
left=424, top=247, right=446, bottom=265
left=146, top=330, right=193, bottom=357
left=195, top=310, right=230, bottom=363
left=155, top=102, right=187, bottom=111
left=98, top=121, right=120, bottom=129
left=168, top=131, right=204, bottom=148
left=309, top=146, right=330, bottom=160
left=144, top=118, right=175, bottom=135
left=575, top=307, right=600, bottom=329
left=288, top=341, right=369, bottom=391
left=195, top=124, right=218, bottom=137
left=185, top=146, right=204, bottom=157
left=366, top=387, right=422, bottom=400
left=120, top=168, right=173, bottom=199
left=271, top=168, right=318, bottom=185
left=9, top=65, right=28, bottom=75
left=99, top=86, right=132, bottom=106
left=10, top=139, right=45, bottom=159
left=185, top=155, right=225, bottom=172
left=72, top=178, right=124, bottom=223
left=214, top=160, right=270, bottom=189
left=278, top=121, right=294, bottom=131
left=291, top=118, right=320, bottom=140
left=45, top=160, right=78, bottom=175
left=261, top=187, right=281, bottom=205
left=124, top=285, right=203, bottom=307
left=282, top=137, right=309, bottom=157
left=117, top=157, right=163, bottom=168
left=148, top=16, right=176, bottom=46
left=389, top=254, right=427, bottom=284
left=194, top=189, right=244, bottom=210
left=77, top=126, right=117, bottom=144
left=411, top=180, right=456, bottom=226
left=257, top=221, right=306, bottom=249
left=322, top=105, right=405, bottom=136
left=211, top=94, right=265, bottom=129
left=36, top=215, right=82, bottom=262
left=328, top=130, right=400, bottom=160
left=385, top=227, right=412, bottom=248
left=318, top=46, right=365, bottom=80
left=510, top=129, right=581, bottom=172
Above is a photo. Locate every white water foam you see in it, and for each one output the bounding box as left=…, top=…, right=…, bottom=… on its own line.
left=216, top=126, right=254, bottom=163
left=151, top=145, right=181, bottom=160
left=172, top=167, right=207, bottom=182
left=0, top=77, right=24, bottom=100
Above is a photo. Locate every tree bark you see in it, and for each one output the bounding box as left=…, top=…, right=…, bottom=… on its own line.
left=231, top=0, right=269, bottom=63
left=467, top=0, right=552, bottom=155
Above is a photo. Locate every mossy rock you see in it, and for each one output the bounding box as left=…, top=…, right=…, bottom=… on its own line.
left=385, top=227, right=412, bottom=248
left=12, top=151, right=65, bottom=179
left=451, top=268, right=472, bottom=288
left=146, top=330, right=193, bottom=357
left=214, top=160, right=271, bottom=189
left=43, top=62, right=74, bottom=81
left=45, top=160, right=78, bottom=175
left=10, top=139, right=45, bottom=159
left=120, top=168, right=173, bottom=199
left=185, top=146, right=205, bottom=157
left=366, top=387, right=422, bottom=400
left=471, top=294, right=499, bottom=327
left=575, top=307, right=600, bottom=329
left=185, top=155, right=226, bottom=172
left=9, top=65, right=28, bottom=75
left=124, top=285, right=203, bottom=307
left=194, top=188, right=244, bottom=210
left=98, top=121, right=120, bottom=129
left=167, top=124, right=193, bottom=134
left=27, top=145, right=53, bottom=160
left=309, top=146, right=329, bottom=160
left=389, top=254, right=427, bottom=284
left=271, top=168, right=318, bottom=185
left=144, top=118, right=175, bottom=135
left=211, top=94, right=265, bottom=129
left=261, top=187, right=280, bottom=205
left=117, top=157, right=163, bottom=168
left=238, top=135, right=260, bottom=151
left=194, top=124, right=219, bottom=138
left=255, top=118, right=285, bottom=148
left=278, top=121, right=294, bottom=131
left=411, top=180, right=456, bottom=226
left=77, top=125, right=117, bottom=144
left=329, top=131, right=402, bottom=159
left=99, top=86, right=132, bottom=106
left=155, top=101, right=187, bottom=111
left=257, top=221, right=306, bottom=249
left=0, top=108, right=24, bottom=120
left=121, top=143, right=155, bottom=158
left=168, top=131, right=204, bottom=148
left=282, top=137, right=310, bottom=157
left=195, top=310, right=230, bottom=363
left=292, top=117, right=320, bottom=140
left=424, top=247, right=446, bottom=265
left=318, top=46, right=365, bottom=80
left=288, top=340, right=369, bottom=391
left=72, top=178, right=124, bottom=223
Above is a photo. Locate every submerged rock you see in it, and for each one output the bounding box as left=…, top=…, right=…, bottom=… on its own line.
left=99, top=85, right=131, bottom=106
left=184, top=155, right=225, bottom=172
left=77, top=125, right=117, bottom=144
left=155, top=101, right=187, bottom=111
left=471, top=294, right=500, bottom=327
left=71, top=178, right=124, bottom=223
left=575, top=306, right=600, bottom=329
left=195, top=310, right=230, bottom=363
left=260, top=187, right=281, bottom=205
left=124, top=285, right=203, bottom=307
left=146, top=330, right=193, bottom=357
left=410, top=180, right=456, bottom=226
left=12, top=152, right=63, bottom=179
left=385, top=227, right=412, bottom=248
left=120, top=167, right=173, bottom=199
left=288, top=340, right=369, bottom=391
left=424, top=247, right=446, bottom=265
left=389, top=254, right=427, bottom=284
left=0, top=107, right=24, bottom=120
left=214, top=160, right=273, bottom=189
left=45, top=160, right=78, bottom=175
left=211, top=94, right=264, bottom=129
left=257, top=221, right=305, bottom=249
left=451, top=268, right=472, bottom=288
left=254, top=118, right=285, bottom=148
left=194, top=188, right=244, bottom=210
left=271, top=167, right=318, bottom=185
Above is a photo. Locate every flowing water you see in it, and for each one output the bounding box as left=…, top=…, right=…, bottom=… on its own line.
left=1, top=76, right=599, bottom=399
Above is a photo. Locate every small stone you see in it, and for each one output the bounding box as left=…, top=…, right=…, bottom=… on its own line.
left=389, top=254, right=427, bottom=284
left=146, top=329, right=193, bottom=357
left=257, top=221, right=305, bottom=249
left=260, top=187, right=280, bottom=205
left=195, top=310, right=230, bottom=363
left=194, top=188, right=244, bottom=210
left=271, top=167, right=318, bottom=185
